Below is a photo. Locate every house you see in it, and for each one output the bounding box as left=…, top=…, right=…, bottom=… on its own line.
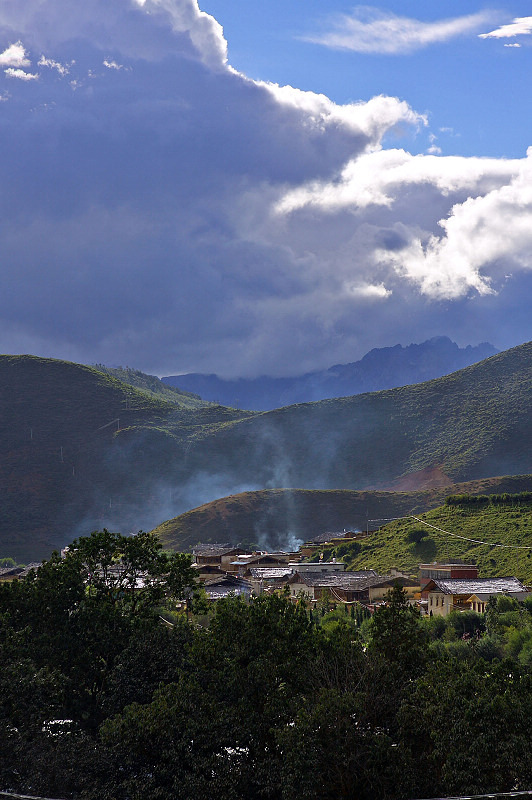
left=0, top=562, right=41, bottom=582
left=202, top=574, right=252, bottom=601
left=192, top=544, right=253, bottom=571
left=193, top=562, right=227, bottom=582
left=424, top=576, right=529, bottom=616
left=288, top=560, right=346, bottom=574
left=246, top=567, right=293, bottom=594
left=230, top=553, right=293, bottom=576
left=419, top=562, right=478, bottom=596
left=288, top=570, right=414, bottom=604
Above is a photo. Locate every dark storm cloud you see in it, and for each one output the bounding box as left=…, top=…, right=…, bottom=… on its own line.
left=0, top=0, right=529, bottom=377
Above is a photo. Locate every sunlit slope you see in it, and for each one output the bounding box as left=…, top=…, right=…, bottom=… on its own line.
left=323, top=497, right=532, bottom=585
left=153, top=476, right=532, bottom=553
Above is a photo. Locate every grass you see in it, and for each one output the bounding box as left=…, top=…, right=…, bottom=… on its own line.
left=152, top=477, right=532, bottom=555
left=318, top=499, right=532, bottom=583
left=3, top=341, right=532, bottom=563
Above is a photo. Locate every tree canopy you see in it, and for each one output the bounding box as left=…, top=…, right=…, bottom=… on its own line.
left=2, top=552, right=532, bottom=799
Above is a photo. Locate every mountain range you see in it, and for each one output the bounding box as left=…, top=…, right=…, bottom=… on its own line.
left=162, top=337, right=497, bottom=410
left=0, top=340, right=531, bottom=562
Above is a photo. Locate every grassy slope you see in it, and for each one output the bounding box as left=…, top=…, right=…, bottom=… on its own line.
left=183, top=342, right=532, bottom=490
left=325, top=500, right=532, bottom=585
left=3, top=342, right=532, bottom=562
left=93, top=365, right=209, bottom=409
left=153, top=475, right=532, bottom=553
left=0, top=355, right=179, bottom=560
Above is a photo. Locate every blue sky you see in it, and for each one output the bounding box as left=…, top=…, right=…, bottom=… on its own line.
left=0, top=0, right=531, bottom=378
left=201, top=0, right=531, bottom=159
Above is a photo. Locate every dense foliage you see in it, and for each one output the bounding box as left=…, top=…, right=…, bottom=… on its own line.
left=2, top=542, right=532, bottom=799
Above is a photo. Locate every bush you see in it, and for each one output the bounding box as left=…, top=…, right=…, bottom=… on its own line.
left=406, top=528, right=428, bottom=544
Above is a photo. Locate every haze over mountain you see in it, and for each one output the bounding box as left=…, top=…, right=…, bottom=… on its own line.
left=1, top=341, right=531, bottom=562
left=163, top=337, right=497, bottom=410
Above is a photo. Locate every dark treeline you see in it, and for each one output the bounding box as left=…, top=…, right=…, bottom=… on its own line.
left=2, top=532, right=532, bottom=799
left=446, top=490, right=532, bottom=507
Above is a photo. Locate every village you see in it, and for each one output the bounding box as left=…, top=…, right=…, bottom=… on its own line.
left=1, top=524, right=529, bottom=619
left=192, top=528, right=530, bottom=616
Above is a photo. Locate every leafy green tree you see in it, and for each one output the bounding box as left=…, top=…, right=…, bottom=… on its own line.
left=399, top=656, right=532, bottom=797
left=368, top=585, right=425, bottom=670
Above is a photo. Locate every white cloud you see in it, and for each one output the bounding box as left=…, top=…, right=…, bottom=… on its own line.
left=345, top=282, right=391, bottom=299
left=260, top=84, right=425, bottom=144
left=479, top=17, right=532, bottom=39
left=0, top=41, right=30, bottom=67
left=103, top=58, right=125, bottom=70
left=381, top=149, right=532, bottom=299
left=275, top=149, right=520, bottom=214
left=0, top=0, right=228, bottom=69
left=305, top=7, right=494, bottom=54
left=38, top=55, right=72, bottom=75
left=4, top=67, right=38, bottom=80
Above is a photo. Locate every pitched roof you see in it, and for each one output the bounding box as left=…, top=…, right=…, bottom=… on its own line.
left=249, top=567, right=292, bottom=580
left=290, top=570, right=395, bottom=590
left=429, top=577, right=527, bottom=595
left=193, top=544, right=249, bottom=557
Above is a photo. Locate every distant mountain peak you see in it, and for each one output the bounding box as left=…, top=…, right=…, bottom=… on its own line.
left=163, top=338, right=498, bottom=411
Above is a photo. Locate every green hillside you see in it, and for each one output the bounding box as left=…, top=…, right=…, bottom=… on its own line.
left=318, top=495, right=532, bottom=584
left=93, top=364, right=209, bottom=409
left=0, top=355, right=250, bottom=561
left=184, top=341, right=532, bottom=489
left=153, top=475, right=532, bottom=553
left=3, top=342, right=532, bottom=563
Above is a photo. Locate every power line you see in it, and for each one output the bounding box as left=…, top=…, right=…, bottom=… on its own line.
left=410, top=514, right=532, bottom=550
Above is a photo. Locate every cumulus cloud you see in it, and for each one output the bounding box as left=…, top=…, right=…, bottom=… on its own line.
left=0, top=0, right=529, bottom=378
left=479, top=17, right=532, bottom=39
left=275, top=149, right=521, bottom=213
left=4, top=67, right=38, bottom=80
left=386, top=149, right=532, bottom=298
left=0, top=40, right=30, bottom=66
left=305, top=7, right=494, bottom=54
left=0, top=0, right=227, bottom=68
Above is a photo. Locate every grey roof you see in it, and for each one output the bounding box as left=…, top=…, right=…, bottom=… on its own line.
left=17, top=563, right=42, bottom=577
left=0, top=565, right=24, bottom=578
left=232, top=554, right=290, bottom=566
left=203, top=575, right=251, bottom=599
left=249, top=567, right=292, bottom=580
left=290, top=571, right=396, bottom=590
left=193, top=544, right=243, bottom=557
left=430, top=577, right=527, bottom=595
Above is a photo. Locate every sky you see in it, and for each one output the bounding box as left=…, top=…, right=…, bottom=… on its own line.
left=0, top=0, right=531, bottom=378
